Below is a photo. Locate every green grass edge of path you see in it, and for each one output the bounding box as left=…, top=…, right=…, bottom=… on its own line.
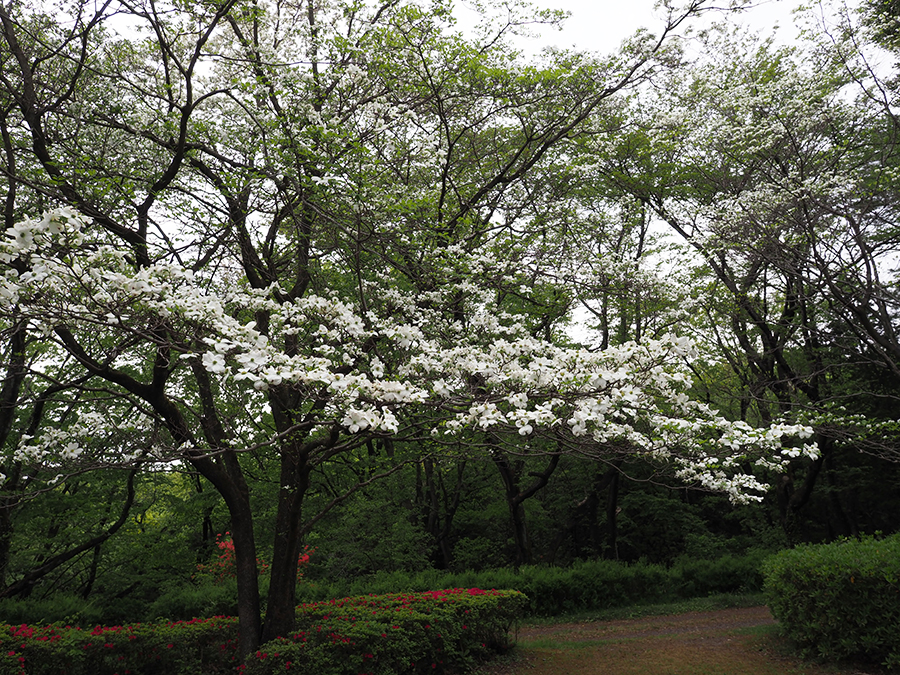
left=515, top=592, right=768, bottom=627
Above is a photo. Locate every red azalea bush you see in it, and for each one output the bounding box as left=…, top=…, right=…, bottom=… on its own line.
left=242, top=588, right=527, bottom=675
left=0, top=616, right=240, bottom=675
left=0, top=588, right=525, bottom=675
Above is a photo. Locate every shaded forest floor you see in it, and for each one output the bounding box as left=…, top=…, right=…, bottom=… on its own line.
left=475, top=606, right=897, bottom=675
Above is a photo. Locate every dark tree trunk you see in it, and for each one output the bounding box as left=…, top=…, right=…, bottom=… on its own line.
left=0, top=500, right=12, bottom=590
left=226, top=501, right=262, bottom=653
left=0, top=319, right=27, bottom=589
left=493, top=451, right=561, bottom=567
left=776, top=436, right=829, bottom=543
left=546, top=464, right=620, bottom=562
left=418, top=459, right=465, bottom=569
left=824, top=451, right=857, bottom=539
left=604, top=468, right=620, bottom=560
left=81, top=544, right=101, bottom=599
left=437, top=461, right=466, bottom=568
left=508, top=500, right=532, bottom=567
left=261, top=450, right=311, bottom=643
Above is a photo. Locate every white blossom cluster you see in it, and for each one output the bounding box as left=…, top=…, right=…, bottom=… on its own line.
left=13, top=408, right=154, bottom=482
left=0, top=209, right=819, bottom=500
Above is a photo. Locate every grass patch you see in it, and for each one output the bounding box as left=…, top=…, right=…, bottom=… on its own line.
left=469, top=647, right=532, bottom=675
left=733, top=622, right=780, bottom=637
left=518, top=636, right=605, bottom=650
left=517, top=592, right=766, bottom=627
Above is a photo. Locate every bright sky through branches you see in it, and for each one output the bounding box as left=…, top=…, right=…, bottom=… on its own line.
left=454, top=0, right=807, bottom=54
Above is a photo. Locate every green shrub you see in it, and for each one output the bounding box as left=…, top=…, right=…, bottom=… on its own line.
left=0, top=594, right=106, bottom=627
left=672, top=550, right=767, bottom=597
left=147, top=579, right=241, bottom=621
left=242, top=588, right=527, bottom=675
left=762, top=534, right=900, bottom=668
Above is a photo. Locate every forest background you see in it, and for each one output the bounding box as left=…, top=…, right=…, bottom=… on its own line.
left=1, top=0, right=899, bottom=657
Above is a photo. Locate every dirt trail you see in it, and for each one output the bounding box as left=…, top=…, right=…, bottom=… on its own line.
left=478, top=606, right=892, bottom=675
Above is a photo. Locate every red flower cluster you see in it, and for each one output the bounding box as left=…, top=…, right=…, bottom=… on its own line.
left=196, top=532, right=315, bottom=584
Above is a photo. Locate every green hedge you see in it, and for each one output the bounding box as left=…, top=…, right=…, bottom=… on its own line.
left=296, top=552, right=767, bottom=617
left=0, top=552, right=767, bottom=627
left=0, top=551, right=768, bottom=674
left=762, top=534, right=900, bottom=668
left=243, top=588, right=526, bottom=674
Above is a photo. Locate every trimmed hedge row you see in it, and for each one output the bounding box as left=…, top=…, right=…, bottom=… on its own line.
left=243, top=588, right=526, bottom=674
left=762, top=534, right=900, bottom=668
left=296, top=552, right=768, bottom=616
left=0, top=588, right=524, bottom=675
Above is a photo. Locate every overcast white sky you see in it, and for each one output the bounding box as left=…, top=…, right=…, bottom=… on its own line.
left=454, top=0, right=809, bottom=55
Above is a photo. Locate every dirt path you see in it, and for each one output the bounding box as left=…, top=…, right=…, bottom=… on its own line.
left=477, top=606, right=893, bottom=675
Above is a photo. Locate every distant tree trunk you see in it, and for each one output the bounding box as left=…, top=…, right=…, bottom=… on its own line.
left=824, top=452, right=857, bottom=539
left=776, top=436, right=829, bottom=543
left=415, top=456, right=467, bottom=569
left=421, top=457, right=440, bottom=556
left=546, top=464, right=621, bottom=562
left=193, top=474, right=215, bottom=551
left=546, top=499, right=584, bottom=564
left=81, top=544, right=102, bottom=599
left=604, top=467, right=620, bottom=560
left=0, top=467, right=21, bottom=590
left=0, top=504, right=11, bottom=590
left=493, top=450, right=561, bottom=567
left=436, top=461, right=466, bottom=568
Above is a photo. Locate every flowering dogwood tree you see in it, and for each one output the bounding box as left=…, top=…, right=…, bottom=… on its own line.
left=0, top=206, right=815, bottom=646
left=0, top=0, right=814, bottom=656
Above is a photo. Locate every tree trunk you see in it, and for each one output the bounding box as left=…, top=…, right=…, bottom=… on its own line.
left=604, top=468, right=620, bottom=560
left=221, top=494, right=262, bottom=655
left=81, top=544, right=102, bottom=599
left=824, top=451, right=857, bottom=539
left=435, top=462, right=466, bottom=569
left=418, top=458, right=465, bottom=569
left=508, top=500, right=532, bottom=567
left=776, top=437, right=829, bottom=543
left=261, top=451, right=311, bottom=643
left=493, top=451, right=561, bottom=567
